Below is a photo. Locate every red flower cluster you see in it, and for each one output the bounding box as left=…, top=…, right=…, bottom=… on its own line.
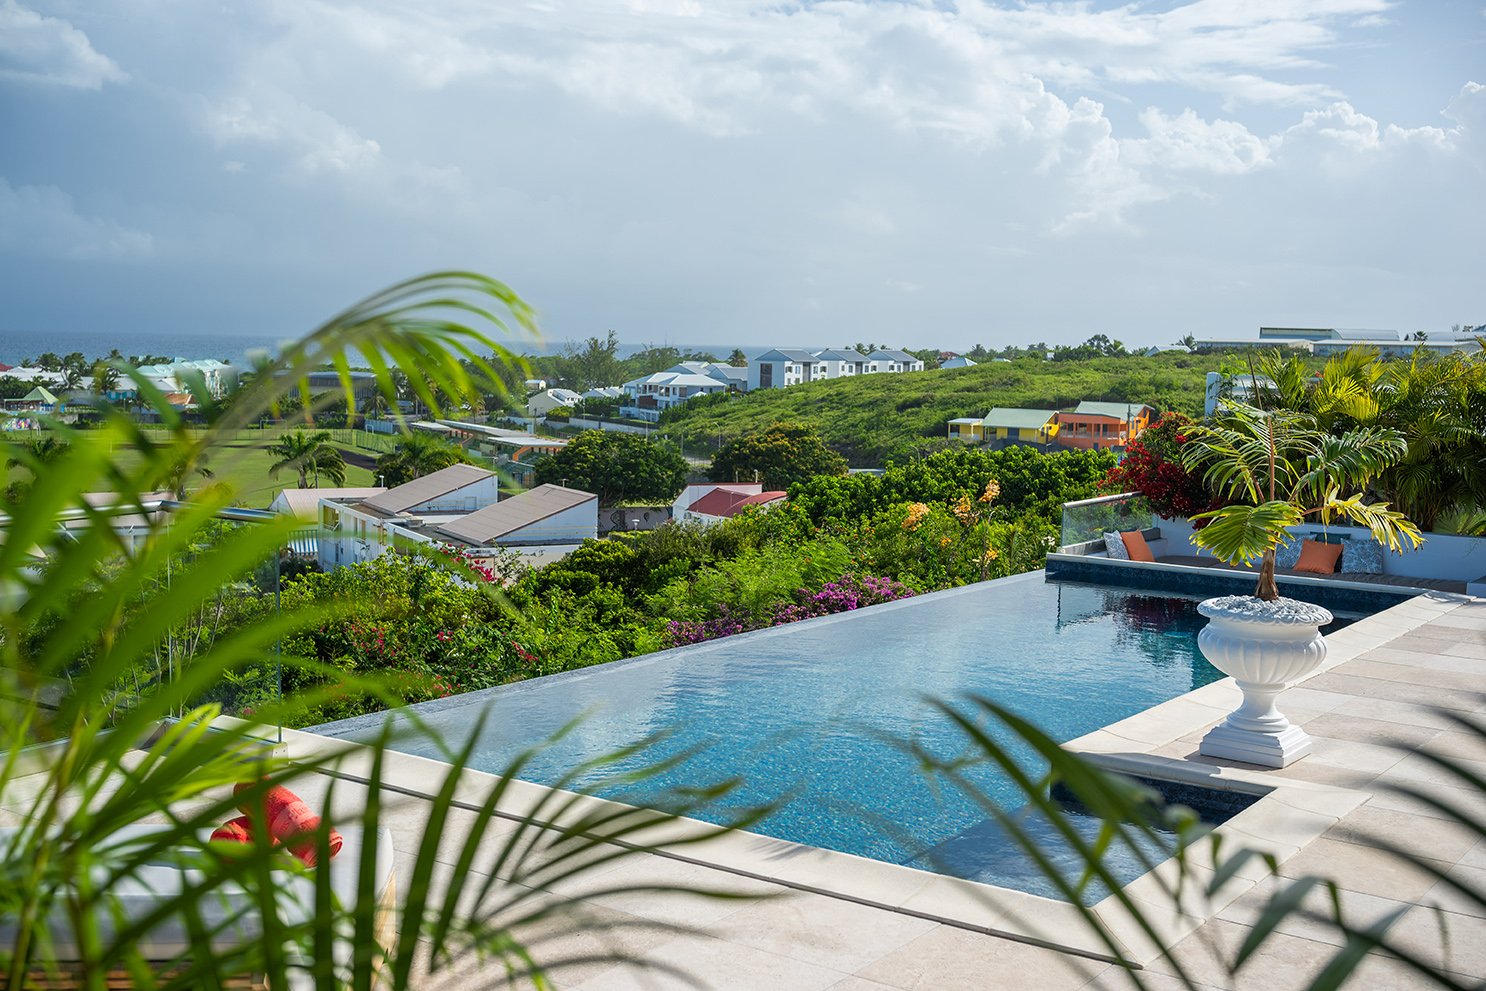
left=1102, top=413, right=1219, bottom=523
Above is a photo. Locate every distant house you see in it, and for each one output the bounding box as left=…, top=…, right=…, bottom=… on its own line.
left=1192, top=326, right=1481, bottom=357
left=865, top=349, right=924, bottom=374
left=361, top=463, right=500, bottom=517
left=678, top=484, right=787, bottom=524
left=748, top=349, right=824, bottom=390
left=1055, top=402, right=1154, bottom=450
left=434, top=484, right=597, bottom=547
left=621, top=364, right=732, bottom=421
left=940, top=355, right=977, bottom=369
left=672, top=482, right=762, bottom=517
left=813, top=349, right=871, bottom=379
left=984, top=408, right=1060, bottom=444
left=705, top=364, right=749, bottom=392
left=526, top=388, right=583, bottom=417
left=948, top=408, right=1059, bottom=444
left=582, top=385, right=626, bottom=401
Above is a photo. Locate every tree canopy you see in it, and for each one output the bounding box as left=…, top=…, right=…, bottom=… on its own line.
left=709, top=423, right=848, bottom=490
left=533, top=430, right=688, bottom=504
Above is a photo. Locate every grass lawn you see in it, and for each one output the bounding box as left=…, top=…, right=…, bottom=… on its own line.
left=7, top=428, right=385, bottom=508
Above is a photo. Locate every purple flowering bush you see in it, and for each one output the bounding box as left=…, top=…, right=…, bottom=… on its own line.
left=664, top=574, right=914, bottom=647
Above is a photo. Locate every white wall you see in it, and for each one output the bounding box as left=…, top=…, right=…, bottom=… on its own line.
left=495, top=499, right=598, bottom=545
left=405, top=476, right=499, bottom=514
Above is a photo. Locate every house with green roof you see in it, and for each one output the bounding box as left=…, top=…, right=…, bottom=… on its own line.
left=947, top=407, right=1060, bottom=444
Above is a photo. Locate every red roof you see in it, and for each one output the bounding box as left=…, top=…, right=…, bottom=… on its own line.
left=688, top=487, right=787, bottom=518
left=0, top=363, right=12, bottom=372
left=738, top=491, right=787, bottom=508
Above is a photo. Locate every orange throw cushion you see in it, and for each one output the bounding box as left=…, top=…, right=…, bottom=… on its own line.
left=1120, top=530, right=1156, bottom=562
left=1294, top=539, right=1343, bottom=575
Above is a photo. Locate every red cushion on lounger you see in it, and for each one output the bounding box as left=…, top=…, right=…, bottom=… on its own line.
left=1294, top=539, right=1343, bottom=575
left=1120, top=530, right=1156, bottom=562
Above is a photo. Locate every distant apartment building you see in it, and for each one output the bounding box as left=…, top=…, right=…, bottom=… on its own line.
left=746, top=347, right=923, bottom=390
left=1193, top=326, right=1482, bottom=357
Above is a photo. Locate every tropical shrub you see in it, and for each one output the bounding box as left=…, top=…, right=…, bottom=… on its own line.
left=709, top=422, right=848, bottom=490
left=1100, top=412, right=1217, bottom=522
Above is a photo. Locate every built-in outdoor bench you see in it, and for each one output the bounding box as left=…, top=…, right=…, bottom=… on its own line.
left=1151, top=554, right=1469, bottom=594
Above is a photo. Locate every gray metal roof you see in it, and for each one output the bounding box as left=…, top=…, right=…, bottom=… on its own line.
left=434, top=484, right=596, bottom=545
left=981, top=407, right=1059, bottom=429
left=813, top=349, right=868, bottom=361
left=361, top=463, right=494, bottom=515
left=755, top=349, right=819, bottom=363
left=1072, top=401, right=1154, bottom=419
left=868, top=349, right=917, bottom=362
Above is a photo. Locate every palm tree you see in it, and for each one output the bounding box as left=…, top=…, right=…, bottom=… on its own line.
left=56, top=366, right=83, bottom=392
left=90, top=361, right=120, bottom=397
left=375, top=432, right=474, bottom=486
left=266, top=429, right=347, bottom=488
left=1181, top=403, right=1422, bottom=600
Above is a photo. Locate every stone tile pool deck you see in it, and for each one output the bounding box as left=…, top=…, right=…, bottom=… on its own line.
left=8, top=593, right=1481, bottom=989
left=275, top=592, right=1486, bottom=989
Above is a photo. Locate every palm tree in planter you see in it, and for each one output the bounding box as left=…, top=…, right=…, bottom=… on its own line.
left=1179, top=403, right=1422, bottom=767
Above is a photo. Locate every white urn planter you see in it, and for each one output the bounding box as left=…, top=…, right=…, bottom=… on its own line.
left=1196, top=595, right=1332, bottom=768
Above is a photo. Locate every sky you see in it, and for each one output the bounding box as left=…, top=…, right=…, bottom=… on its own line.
left=0, top=0, right=1482, bottom=353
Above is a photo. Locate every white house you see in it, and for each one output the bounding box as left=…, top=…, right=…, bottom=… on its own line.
left=748, top=349, right=826, bottom=390
left=620, top=364, right=731, bottom=420
left=679, top=485, right=787, bottom=524
left=671, top=482, right=763, bottom=517
left=526, top=388, right=583, bottom=417
left=362, top=463, right=499, bottom=518
left=812, top=349, right=871, bottom=378
left=865, top=349, right=925, bottom=373
left=434, top=484, right=597, bottom=548
left=582, top=386, right=626, bottom=401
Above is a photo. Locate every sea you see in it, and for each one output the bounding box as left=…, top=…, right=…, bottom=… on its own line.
left=0, top=329, right=758, bottom=368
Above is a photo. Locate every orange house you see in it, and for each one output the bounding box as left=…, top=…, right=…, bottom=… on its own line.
left=1054, top=401, right=1155, bottom=450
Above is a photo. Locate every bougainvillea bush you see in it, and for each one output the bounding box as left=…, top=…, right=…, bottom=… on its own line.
left=1100, top=412, right=1219, bottom=523
left=664, top=574, right=915, bottom=646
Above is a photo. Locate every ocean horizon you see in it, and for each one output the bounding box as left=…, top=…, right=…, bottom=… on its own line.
left=0, top=329, right=763, bottom=368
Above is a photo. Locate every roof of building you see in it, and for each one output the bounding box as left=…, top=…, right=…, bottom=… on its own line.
left=688, top=486, right=787, bottom=518
left=941, top=356, right=977, bottom=367
left=21, top=386, right=57, bottom=404
left=1071, top=401, right=1154, bottom=420
left=981, top=407, right=1058, bottom=429
left=707, top=364, right=748, bottom=382
left=530, top=388, right=582, bottom=405
left=948, top=417, right=982, bottom=425
left=868, top=349, right=918, bottom=362
left=273, top=487, right=387, bottom=520
left=361, top=463, right=495, bottom=515
left=433, top=484, right=596, bottom=545
left=583, top=386, right=626, bottom=398
left=813, top=349, right=868, bottom=362
left=737, top=491, right=787, bottom=509
left=626, top=371, right=728, bottom=390
left=754, top=349, right=818, bottom=363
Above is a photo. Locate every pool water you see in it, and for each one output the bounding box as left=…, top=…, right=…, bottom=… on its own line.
left=320, top=574, right=1365, bottom=897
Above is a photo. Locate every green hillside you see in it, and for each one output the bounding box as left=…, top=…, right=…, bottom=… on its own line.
left=660, top=352, right=1222, bottom=465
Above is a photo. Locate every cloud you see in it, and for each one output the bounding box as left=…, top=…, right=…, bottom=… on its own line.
left=0, top=0, right=126, bottom=89
left=0, top=177, right=152, bottom=259
left=202, top=93, right=381, bottom=176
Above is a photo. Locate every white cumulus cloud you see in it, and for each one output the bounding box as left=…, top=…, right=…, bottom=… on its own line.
left=0, top=0, right=126, bottom=89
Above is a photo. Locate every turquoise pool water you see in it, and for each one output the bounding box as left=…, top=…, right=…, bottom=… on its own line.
left=318, top=574, right=1365, bottom=896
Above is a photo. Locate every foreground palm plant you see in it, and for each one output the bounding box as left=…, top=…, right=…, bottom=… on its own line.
left=0, top=273, right=762, bottom=989
left=926, top=696, right=1486, bottom=990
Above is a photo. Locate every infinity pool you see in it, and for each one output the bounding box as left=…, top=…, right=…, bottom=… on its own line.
left=316, top=573, right=1366, bottom=896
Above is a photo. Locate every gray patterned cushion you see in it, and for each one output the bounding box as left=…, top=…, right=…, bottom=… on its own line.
left=1340, top=538, right=1385, bottom=575
left=1104, top=532, right=1130, bottom=560
left=1275, top=534, right=1304, bottom=569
